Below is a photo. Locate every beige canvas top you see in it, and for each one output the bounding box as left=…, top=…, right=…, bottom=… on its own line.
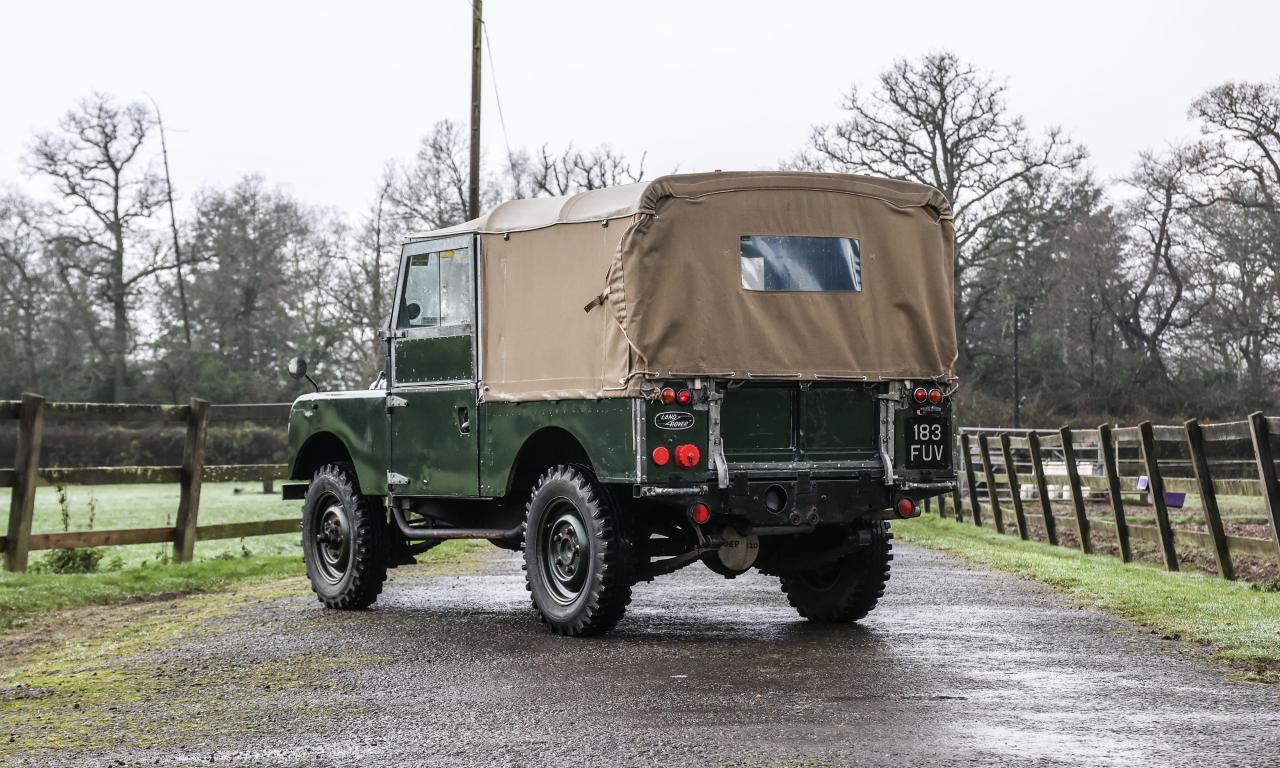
left=409, top=172, right=957, bottom=402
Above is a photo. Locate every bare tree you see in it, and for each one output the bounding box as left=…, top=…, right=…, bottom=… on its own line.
left=1191, top=79, right=1280, bottom=222
left=323, top=167, right=401, bottom=379
left=27, top=93, right=167, bottom=401
left=387, top=120, right=487, bottom=230
left=1099, top=148, right=1205, bottom=387
left=1183, top=196, right=1280, bottom=399
left=511, top=143, right=646, bottom=198
left=0, top=191, right=51, bottom=390
left=794, top=52, right=1086, bottom=358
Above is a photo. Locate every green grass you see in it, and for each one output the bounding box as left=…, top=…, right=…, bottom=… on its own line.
left=0, top=554, right=305, bottom=631
left=898, top=515, right=1280, bottom=679
left=1, top=481, right=303, bottom=569
left=0, top=539, right=488, bottom=633
left=0, top=481, right=303, bottom=631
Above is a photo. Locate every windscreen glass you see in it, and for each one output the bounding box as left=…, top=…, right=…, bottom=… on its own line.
left=397, top=247, right=472, bottom=329
left=739, top=235, right=862, bottom=292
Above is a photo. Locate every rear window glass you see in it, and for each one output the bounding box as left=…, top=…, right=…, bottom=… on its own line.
left=739, top=235, right=862, bottom=292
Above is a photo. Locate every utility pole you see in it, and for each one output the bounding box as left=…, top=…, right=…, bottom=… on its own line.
left=468, top=0, right=483, bottom=219
left=148, top=95, right=193, bottom=348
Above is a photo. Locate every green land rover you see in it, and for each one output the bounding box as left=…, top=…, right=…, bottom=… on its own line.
left=284, top=171, right=958, bottom=636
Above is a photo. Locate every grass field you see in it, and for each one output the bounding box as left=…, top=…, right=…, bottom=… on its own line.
left=897, top=514, right=1280, bottom=681
left=0, top=482, right=304, bottom=630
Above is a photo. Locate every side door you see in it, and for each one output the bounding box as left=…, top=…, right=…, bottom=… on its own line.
left=387, top=234, right=480, bottom=497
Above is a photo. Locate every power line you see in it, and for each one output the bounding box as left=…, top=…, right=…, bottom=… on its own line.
left=461, top=0, right=515, bottom=169
left=483, top=22, right=515, bottom=167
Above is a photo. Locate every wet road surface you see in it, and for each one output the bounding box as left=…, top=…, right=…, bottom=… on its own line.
left=18, top=544, right=1280, bottom=766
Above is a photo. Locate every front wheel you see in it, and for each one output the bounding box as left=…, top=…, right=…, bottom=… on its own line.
left=779, top=521, right=893, bottom=623
left=523, top=465, right=632, bottom=636
left=301, top=463, right=387, bottom=609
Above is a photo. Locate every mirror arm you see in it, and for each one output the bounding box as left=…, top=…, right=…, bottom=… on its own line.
left=304, top=373, right=320, bottom=393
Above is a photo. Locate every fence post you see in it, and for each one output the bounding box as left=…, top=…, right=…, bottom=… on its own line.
left=1060, top=427, right=1092, bottom=554
left=978, top=435, right=1005, bottom=533
left=174, top=398, right=210, bottom=563
left=1027, top=431, right=1057, bottom=545
left=4, top=393, right=46, bottom=572
left=1097, top=423, right=1132, bottom=563
left=961, top=432, right=982, bottom=526
left=1184, top=419, right=1232, bottom=579
left=1139, top=421, right=1179, bottom=571
left=1247, top=411, right=1280, bottom=560
left=1000, top=433, right=1028, bottom=540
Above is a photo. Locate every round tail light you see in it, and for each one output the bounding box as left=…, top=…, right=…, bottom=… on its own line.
left=913, top=387, right=927, bottom=403
left=689, top=502, right=711, bottom=525
left=676, top=389, right=692, bottom=406
left=928, top=388, right=942, bottom=405
left=896, top=498, right=916, bottom=518
left=651, top=446, right=670, bottom=466
left=660, top=387, right=675, bottom=405
left=674, top=443, right=701, bottom=469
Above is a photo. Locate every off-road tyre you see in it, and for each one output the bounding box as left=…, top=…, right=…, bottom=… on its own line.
left=523, top=465, right=632, bottom=636
left=779, top=521, right=893, bottom=623
left=301, top=463, right=387, bottom=610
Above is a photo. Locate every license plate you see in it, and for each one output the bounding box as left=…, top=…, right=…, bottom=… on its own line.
left=905, top=416, right=949, bottom=469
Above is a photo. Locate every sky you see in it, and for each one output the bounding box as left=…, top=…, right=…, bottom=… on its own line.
left=2, top=0, right=1278, bottom=217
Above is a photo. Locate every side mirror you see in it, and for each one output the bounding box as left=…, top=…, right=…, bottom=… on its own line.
left=287, top=356, right=319, bottom=392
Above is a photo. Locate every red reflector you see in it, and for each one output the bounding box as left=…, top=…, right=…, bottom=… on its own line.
left=929, top=388, right=942, bottom=405
left=913, top=387, right=927, bottom=403
left=897, top=498, right=916, bottom=518
left=651, top=446, right=670, bottom=466
left=676, top=389, right=692, bottom=406
left=674, top=443, right=701, bottom=469
left=689, top=502, right=711, bottom=525
left=660, top=387, right=675, bottom=405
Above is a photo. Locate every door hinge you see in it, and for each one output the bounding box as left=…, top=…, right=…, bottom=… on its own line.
left=386, top=395, right=409, bottom=410
left=387, top=471, right=410, bottom=487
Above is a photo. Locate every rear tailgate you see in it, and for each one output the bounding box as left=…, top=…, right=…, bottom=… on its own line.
left=720, top=383, right=880, bottom=467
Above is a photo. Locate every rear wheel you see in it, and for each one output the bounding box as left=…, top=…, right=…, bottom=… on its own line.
left=779, top=521, right=892, bottom=623
left=523, top=465, right=632, bottom=636
left=301, top=463, right=387, bottom=609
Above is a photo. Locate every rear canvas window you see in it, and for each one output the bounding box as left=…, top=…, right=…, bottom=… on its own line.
left=739, top=235, right=862, bottom=292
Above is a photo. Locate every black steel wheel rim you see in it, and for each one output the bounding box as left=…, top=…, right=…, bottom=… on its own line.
left=540, top=498, right=590, bottom=605
left=312, top=492, right=351, bottom=586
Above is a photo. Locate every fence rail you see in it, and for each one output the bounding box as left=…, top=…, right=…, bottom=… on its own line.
left=937, top=412, right=1280, bottom=580
left=2, top=393, right=293, bottom=572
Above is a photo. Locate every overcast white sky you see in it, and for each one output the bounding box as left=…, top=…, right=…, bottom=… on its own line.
left=2, top=0, right=1278, bottom=216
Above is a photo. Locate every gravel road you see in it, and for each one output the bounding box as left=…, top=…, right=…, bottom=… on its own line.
left=12, top=542, right=1280, bottom=767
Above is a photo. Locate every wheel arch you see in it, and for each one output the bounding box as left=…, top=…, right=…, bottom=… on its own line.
left=291, top=431, right=355, bottom=481
left=502, top=426, right=595, bottom=500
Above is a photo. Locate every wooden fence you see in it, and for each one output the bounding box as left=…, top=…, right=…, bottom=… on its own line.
left=935, top=412, right=1280, bottom=580
left=1, top=393, right=294, bottom=572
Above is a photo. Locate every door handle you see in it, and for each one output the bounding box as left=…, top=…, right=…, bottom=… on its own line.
left=456, top=406, right=471, bottom=435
